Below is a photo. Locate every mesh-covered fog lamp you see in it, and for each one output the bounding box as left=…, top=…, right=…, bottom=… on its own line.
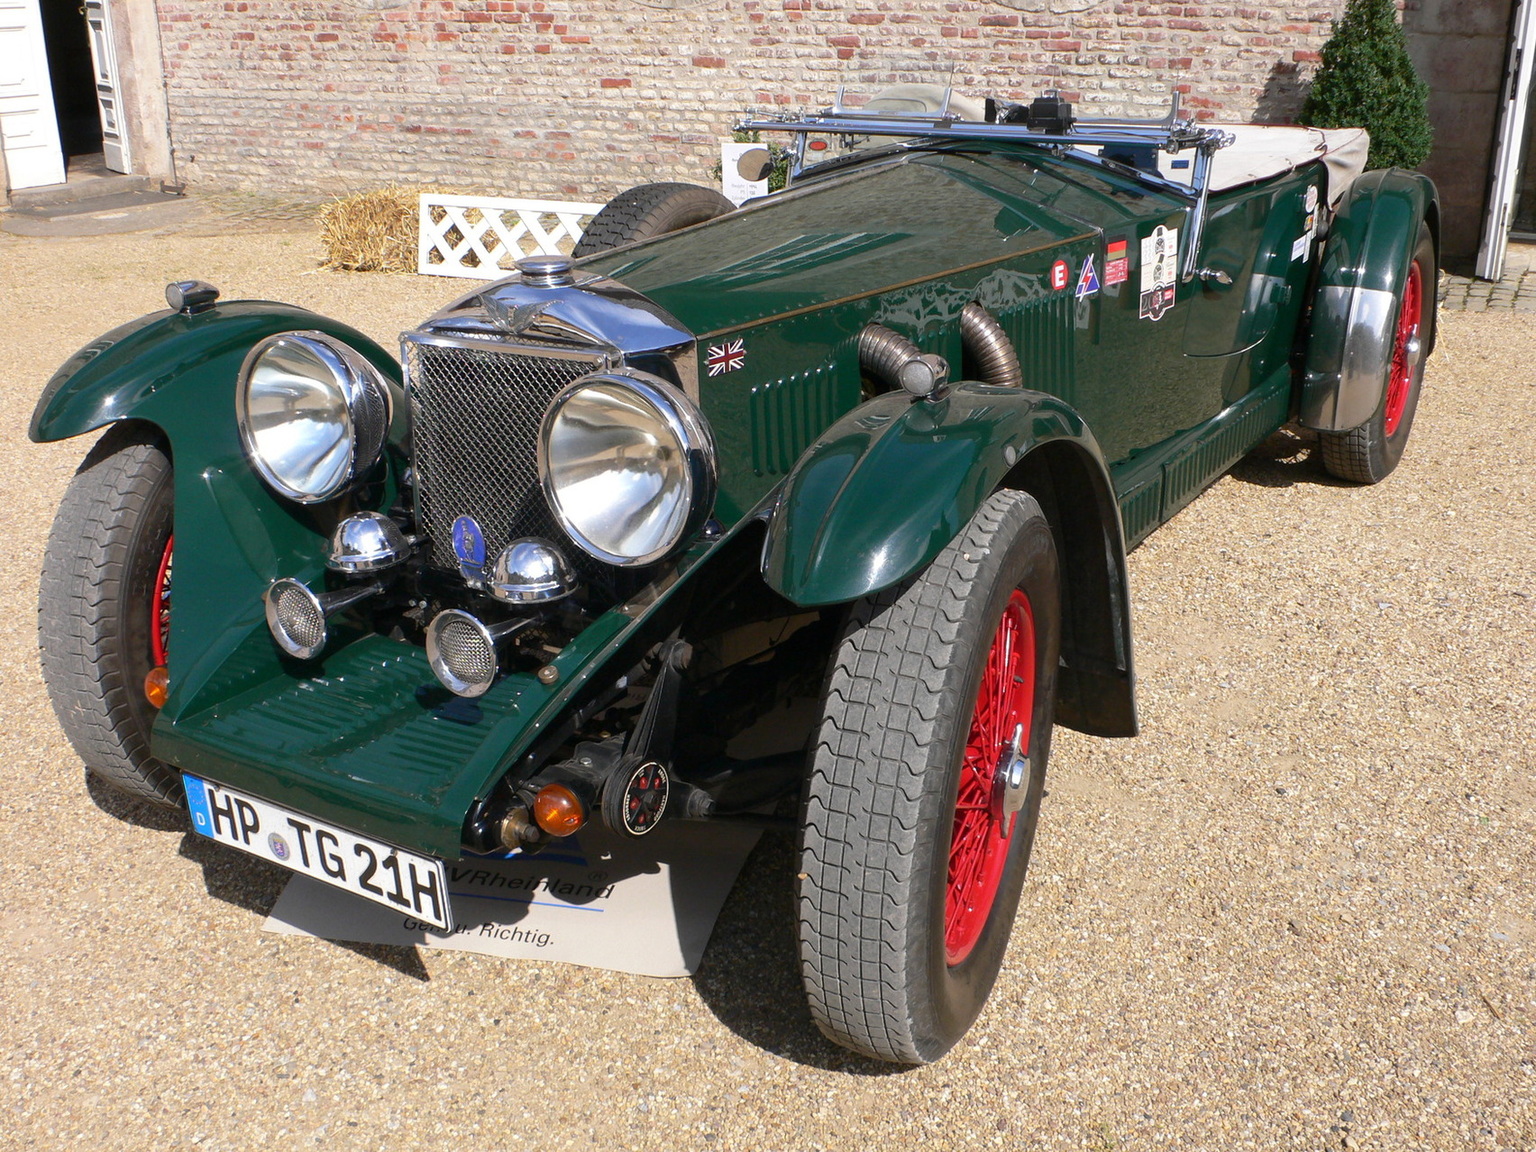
left=425, top=610, right=537, bottom=698
left=263, top=578, right=383, bottom=661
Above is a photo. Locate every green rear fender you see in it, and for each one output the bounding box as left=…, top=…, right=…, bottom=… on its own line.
left=763, top=383, right=1137, bottom=736
left=1299, top=169, right=1440, bottom=432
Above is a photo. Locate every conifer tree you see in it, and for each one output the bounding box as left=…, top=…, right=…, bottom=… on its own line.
left=1301, top=0, right=1433, bottom=170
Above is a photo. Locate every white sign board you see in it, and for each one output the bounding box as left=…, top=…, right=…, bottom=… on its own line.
left=721, top=141, right=771, bottom=206
left=265, top=821, right=760, bottom=977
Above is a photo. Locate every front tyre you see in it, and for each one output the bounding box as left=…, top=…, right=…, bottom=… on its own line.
left=38, top=423, right=181, bottom=809
left=799, top=490, right=1060, bottom=1063
left=1320, top=221, right=1436, bottom=484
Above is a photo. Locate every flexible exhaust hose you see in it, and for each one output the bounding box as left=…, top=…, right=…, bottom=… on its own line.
left=857, top=323, right=925, bottom=384
left=960, top=302, right=1023, bottom=388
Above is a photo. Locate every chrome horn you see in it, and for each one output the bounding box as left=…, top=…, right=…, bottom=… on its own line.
left=425, top=610, right=538, bottom=698
left=263, top=578, right=384, bottom=661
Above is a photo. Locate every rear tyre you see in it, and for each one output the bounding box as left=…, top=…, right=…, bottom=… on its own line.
left=799, top=489, right=1060, bottom=1063
left=1320, top=221, right=1436, bottom=484
left=38, top=423, right=181, bottom=809
left=572, top=182, right=735, bottom=257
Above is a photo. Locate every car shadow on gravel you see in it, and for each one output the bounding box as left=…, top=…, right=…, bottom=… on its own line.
left=86, top=770, right=189, bottom=833
left=692, top=832, right=909, bottom=1076
left=174, top=832, right=433, bottom=980
left=84, top=769, right=431, bottom=979
left=1229, top=428, right=1354, bottom=489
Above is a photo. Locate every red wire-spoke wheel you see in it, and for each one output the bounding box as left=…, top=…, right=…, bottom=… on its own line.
left=799, top=490, right=1060, bottom=1063
left=1383, top=261, right=1423, bottom=438
left=150, top=533, right=173, bottom=668
left=946, top=589, right=1035, bottom=966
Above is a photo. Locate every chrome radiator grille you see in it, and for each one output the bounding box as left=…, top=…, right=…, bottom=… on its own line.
left=404, top=339, right=600, bottom=571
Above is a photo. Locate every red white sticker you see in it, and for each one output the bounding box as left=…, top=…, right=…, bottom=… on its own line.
left=1105, top=238, right=1129, bottom=286
left=706, top=338, right=745, bottom=376
left=1050, top=260, right=1070, bottom=291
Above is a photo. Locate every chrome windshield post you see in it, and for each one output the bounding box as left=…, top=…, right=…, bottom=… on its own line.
left=1181, top=129, right=1236, bottom=283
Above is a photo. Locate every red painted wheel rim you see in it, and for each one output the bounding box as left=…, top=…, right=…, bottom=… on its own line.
left=150, top=533, right=173, bottom=668
left=945, top=589, right=1035, bottom=966
left=1384, top=261, right=1423, bottom=438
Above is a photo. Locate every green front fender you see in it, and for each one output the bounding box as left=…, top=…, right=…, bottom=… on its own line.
left=762, top=382, right=1136, bottom=736
left=763, top=383, right=1107, bottom=606
left=29, top=301, right=405, bottom=726
left=28, top=300, right=401, bottom=445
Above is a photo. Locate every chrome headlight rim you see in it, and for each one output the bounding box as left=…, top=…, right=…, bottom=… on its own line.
left=537, top=369, right=717, bottom=568
left=236, top=330, right=393, bottom=505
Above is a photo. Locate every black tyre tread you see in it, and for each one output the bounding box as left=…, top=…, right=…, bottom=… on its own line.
left=38, top=426, right=181, bottom=809
left=1318, top=422, right=1376, bottom=483
left=1319, top=222, right=1436, bottom=485
left=572, top=182, right=734, bottom=257
left=799, top=489, right=1047, bottom=1063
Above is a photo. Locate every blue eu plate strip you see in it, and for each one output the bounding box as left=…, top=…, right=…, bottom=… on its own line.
left=183, top=775, right=214, bottom=838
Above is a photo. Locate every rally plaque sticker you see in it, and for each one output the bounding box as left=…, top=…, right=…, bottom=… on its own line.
left=1139, top=225, right=1178, bottom=321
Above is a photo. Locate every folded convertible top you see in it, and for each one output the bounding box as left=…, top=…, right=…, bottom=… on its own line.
left=1156, top=124, right=1371, bottom=204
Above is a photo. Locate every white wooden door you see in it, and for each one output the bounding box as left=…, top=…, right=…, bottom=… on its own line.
left=0, top=0, right=65, bottom=190
left=83, top=0, right=129, bottom=173
left=1478, top=0, right=1536, bottom=280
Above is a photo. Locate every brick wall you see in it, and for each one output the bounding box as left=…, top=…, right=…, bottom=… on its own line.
left=159, top=0, right=1349, bottom=199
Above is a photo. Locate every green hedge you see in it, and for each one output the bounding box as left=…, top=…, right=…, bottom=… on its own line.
left=1302, top=0, right=1433, bottom=170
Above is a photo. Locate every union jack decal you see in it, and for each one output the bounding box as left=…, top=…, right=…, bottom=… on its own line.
left=706, top=338, right=746, bottom=376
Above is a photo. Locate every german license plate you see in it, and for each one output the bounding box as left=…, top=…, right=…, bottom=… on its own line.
left=183, top=775, right=453, bottom=931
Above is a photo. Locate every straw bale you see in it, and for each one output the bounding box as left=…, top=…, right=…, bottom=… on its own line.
left=317, top=186, right=419, bottom=273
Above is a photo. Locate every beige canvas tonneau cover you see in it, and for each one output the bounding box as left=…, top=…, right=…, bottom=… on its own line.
left=1154, top=124, right=1371, bottom=204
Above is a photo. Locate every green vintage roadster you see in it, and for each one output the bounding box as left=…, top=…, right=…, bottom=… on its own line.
left=32, top=88, right=1437, bottom=1064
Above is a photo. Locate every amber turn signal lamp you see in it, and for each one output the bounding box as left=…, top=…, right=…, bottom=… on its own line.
left=532, top=783, right=586, bottom=837
left=144, top=666, right=169, bottom=709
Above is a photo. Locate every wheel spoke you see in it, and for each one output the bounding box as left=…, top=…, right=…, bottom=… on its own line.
left=1384, top=262, right=1422, bottom=437
left=947, top=590, right=1037, bottom=966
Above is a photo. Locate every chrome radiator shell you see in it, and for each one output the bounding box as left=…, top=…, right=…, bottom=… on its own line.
left=402, top=334, right=608, bottom=572
left=400, top=266, right=695, bottom=574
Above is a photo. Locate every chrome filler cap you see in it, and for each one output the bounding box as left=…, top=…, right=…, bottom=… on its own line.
left=517, top=255, right=576, bottom=287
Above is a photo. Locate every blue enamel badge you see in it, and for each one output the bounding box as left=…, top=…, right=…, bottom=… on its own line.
left=451, top=515, right=487, bottom=584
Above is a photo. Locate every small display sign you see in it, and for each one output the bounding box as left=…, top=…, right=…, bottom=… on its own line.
left=721, top=142, right=771, bottom=206
left=1105, top=238, right=1129, bottom=286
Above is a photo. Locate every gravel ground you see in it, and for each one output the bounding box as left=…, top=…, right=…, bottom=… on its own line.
left=2, top=225, right=1533, bottom=1152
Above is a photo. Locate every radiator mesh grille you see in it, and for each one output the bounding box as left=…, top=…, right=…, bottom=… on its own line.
left=404, top=340, right=598, bottom=570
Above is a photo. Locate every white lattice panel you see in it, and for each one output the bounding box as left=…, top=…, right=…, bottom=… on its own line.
left=418, top=194, right=605, bottom=279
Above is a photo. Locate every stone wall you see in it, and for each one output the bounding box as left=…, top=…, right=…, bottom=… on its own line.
left=158, top=0, right=1348, bottom=199
left=1403, top=0, right=1513, bottom=274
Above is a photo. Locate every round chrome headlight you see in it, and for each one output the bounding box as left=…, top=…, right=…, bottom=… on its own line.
left=237, top=332, right=391, bottom=503
left=538, top=370, right=716, bottom=567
